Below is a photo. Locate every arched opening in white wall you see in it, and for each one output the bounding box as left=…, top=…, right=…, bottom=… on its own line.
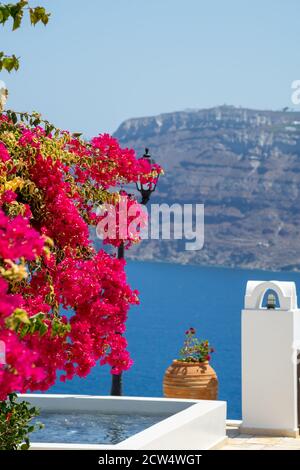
left=261, top=289, right=280, bottom=309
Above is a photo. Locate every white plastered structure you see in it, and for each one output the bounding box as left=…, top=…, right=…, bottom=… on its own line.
left=241, top=280, right=300, bottom=437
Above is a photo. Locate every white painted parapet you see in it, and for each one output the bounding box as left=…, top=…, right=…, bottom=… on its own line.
left=241, top=280, right=300, bottom=437
left=19, top=394, right=227, bottom=450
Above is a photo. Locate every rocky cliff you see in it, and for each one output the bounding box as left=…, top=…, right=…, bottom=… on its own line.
left=113, top=106, right=300, bottom=271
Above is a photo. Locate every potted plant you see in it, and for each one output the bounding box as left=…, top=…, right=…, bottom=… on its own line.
left=163, top=328, right=218, bottom=400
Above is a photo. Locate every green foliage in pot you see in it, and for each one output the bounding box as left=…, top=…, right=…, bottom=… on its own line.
left=179, top=327, right=215, bottom=363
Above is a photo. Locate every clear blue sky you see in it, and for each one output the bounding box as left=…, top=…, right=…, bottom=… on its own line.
left=1, top=0, right=300, bottom=136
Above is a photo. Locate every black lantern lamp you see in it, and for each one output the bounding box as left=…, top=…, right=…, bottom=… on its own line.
left=266, top=292, right=276, bottom=309
left=136, top=148, right=159, bottom=205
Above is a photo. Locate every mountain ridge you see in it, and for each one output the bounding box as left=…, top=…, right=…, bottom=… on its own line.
left=113, top=105, right=300, bottom=271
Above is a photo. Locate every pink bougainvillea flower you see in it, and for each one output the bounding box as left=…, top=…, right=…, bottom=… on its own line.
left=0, top=142, right=10, bottom=162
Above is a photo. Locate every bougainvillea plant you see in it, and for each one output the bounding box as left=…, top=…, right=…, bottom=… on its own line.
left=0, top=109, right=163, bottom=401
left=179, top=328, right=214, bottom=363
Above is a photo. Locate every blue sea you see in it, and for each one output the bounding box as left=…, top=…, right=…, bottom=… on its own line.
left=49, top=261, right=300, bottom=419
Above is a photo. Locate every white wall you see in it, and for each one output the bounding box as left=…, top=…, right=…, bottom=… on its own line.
left=242, top=309, right=299, bottom=432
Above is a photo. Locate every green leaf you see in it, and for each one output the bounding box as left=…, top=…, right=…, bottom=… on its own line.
left=20, top=324, right=29, bottom=338
left=11, top=111, right=18, bottom=124
left=10, top=2, right=24, bottom=31
left=38, top=322, right=48, bottom=336
left=29, top=8, right=37, bottom=25
left=30, top=6, right=50, bottom=26
left=0, top=5, right=11, bottom=25
left=12, top=10, right=23, bottom=31
left=0, top=54, right=19, bottom=72
left=32, top=118, right=41, bottom=126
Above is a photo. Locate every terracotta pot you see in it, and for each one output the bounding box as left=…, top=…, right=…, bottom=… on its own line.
left=163, top=360, right=218, bottom=400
